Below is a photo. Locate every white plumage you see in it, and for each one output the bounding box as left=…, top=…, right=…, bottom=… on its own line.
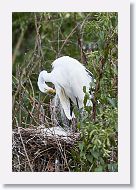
left=38, top=56, right=93, bottom=120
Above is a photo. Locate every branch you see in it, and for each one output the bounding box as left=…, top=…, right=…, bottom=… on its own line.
left=92, top=57, right=105, bottom=122
left=12, top=28, right=25, bottom=64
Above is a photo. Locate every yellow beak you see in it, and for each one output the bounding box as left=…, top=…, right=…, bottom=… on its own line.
left=47, top=88, right=56, bottom=94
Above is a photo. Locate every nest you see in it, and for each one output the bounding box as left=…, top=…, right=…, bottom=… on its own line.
left=12, top=125, right=80, bottom=172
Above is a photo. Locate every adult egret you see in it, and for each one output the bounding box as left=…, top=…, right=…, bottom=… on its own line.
left=38, top=56, right=94, bottom=120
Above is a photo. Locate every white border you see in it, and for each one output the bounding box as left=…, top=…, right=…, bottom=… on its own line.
left=0, top=0, right=130, bottom=184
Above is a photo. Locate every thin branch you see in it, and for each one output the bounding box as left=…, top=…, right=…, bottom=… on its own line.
left=92, top=57, right=105, bottom=122
left=58, top=24, right=79, bottom=57
left=12, top=28, right=25, bottom=64
left=15, top=117, right=34, bottom=172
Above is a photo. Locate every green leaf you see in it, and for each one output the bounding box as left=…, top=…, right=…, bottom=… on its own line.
left=86, top=154, right=93, bottom=163
left=89, top=129, right=97, bottom=138
left=79, top=142, right=84, bottom=151
left=94, top=165, right=103, bottom=172
left=87, top=144, right=92, bottom=150
left=91, top=150, right=99, bottom=159
left=106, top=138, right=110, bottom=147
left=108, top=163, right=118, bottom=172
left=107, top=97, right=116, bottom=108
left=99, top=157, right=105, bottom=165
left=83, top=86, right=86, bottom=93
left=77, top=123, right=81, bottom=130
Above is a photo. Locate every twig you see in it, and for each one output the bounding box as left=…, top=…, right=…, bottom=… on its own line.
left=92, top=57, right=105, bottom=122
left=58, top=24, right=79, bottom=57
left=15, top=117, right=34, bottom=172
left=74, top=13, right=90, bottom=64
left=34, top=13, right=44, bottom=60
left=12, top=28, right=25, bottom=64
left=12, top=126, right=80, bottom=172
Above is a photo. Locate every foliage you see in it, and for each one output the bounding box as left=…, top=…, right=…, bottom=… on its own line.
left=12, top=12, right=118, bottom=172
left=71, top=104, right=118, bottom=172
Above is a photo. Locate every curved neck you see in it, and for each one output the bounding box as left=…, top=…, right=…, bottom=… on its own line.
left=44, top=72, right=53, bottom=83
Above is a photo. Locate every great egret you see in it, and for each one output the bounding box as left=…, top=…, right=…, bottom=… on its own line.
left=38, top=56, right=94, bottom=120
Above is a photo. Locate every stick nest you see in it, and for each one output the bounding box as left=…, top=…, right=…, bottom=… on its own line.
left=12, top=126, right=80, bottom=172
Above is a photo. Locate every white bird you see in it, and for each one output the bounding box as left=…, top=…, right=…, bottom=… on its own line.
left=38, top=56, right=94, bottom=120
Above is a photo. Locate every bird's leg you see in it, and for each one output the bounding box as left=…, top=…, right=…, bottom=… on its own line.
left=76, top=98, right=79, bottom=110
left=76, top=97, right=83, bottom=119
left=69, top=98, right=73, bottom=117
left=69, top=98, right=77, bottom=132
left=75, top=97, right=83, bottom=124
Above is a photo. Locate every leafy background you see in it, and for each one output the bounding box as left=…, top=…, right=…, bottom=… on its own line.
left=12, top=12, right=118, bottom=172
